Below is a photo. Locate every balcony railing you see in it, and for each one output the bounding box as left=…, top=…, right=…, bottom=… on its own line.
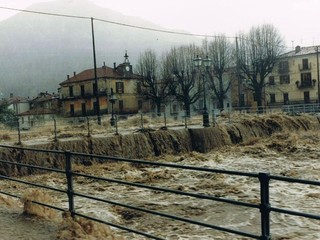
left=295, top=79, right=316, bottom=89
left=298, top=63, right=311, bottom=71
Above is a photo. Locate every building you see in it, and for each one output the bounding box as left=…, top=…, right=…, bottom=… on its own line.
left=17, top=92, right=59, bottom=129
left=59, top=53, right=145, bottom=118
left=7, top=93, right=30, bottom=115
left=266, top=45, right=320, bottom=108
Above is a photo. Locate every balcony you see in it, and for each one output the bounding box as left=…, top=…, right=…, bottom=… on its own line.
left=295, top=79, right=316, bottom=89
left=298, top=63, right=311, bottom=71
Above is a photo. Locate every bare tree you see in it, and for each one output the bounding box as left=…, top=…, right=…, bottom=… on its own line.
left=164, top=44, right=202, bottom=117
left=136, top=49, right=171, bottom=115
left=206, top=35, right=234, bottom=111
left=237, top=24, right=284, bottom=111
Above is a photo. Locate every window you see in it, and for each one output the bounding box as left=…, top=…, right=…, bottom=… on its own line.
left=240, top=94, right=245, bottom=107
left=81, top=102, right=86, bottom=116
left=119, top=100, right=124, bottom=112
left=280, top=75, right=290, bottom=84
left=302, top=59, right=309, bottom=70
left=172, top=104, right=177, bottom=113
left=81, top=85, right=85, bottom=97
left=69, top=86, right=74, bottom=97
left=278, top=61, right=289, bottom=73
left=93, top=101, right=98, bottom=114
left=116, top=82, right=124, bottom=94
left=92, top=83, right=97, bottom=95
left=301, top=73, right=312, bottom=87
left=138, top=100, right=143, bottom=110
left=137, top=82, right=142, bottom=94
left=304, top=91, right=310, bottom=103
left=270, top=93, right=276, bottom=104
left=283, top=93, right=289, bottom=105
left=70, top=104, right=74, bottom=116
left=268, top=76, right=275, bottom=85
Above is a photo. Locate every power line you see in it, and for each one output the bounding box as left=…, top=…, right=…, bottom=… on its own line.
left=0, top=6, right=89, bottom=20
left=0, top=6, right=226, bottom=38
left=0, top=6, right=299, bottom=51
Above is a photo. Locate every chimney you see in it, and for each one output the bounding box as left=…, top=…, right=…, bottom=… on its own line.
left=10, top=93, right=13, bottom=98
left=103, top=61, right=106, bottom=67
left=67, top=75, right=70, bottom=80
left=113, top=62, right=117, bottom=70
left=295, top=45, right=301, bottom=54
left=73, top=71, right=76, bottom=77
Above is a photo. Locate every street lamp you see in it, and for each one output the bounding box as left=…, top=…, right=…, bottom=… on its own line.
left=193, top=55, right=212, bottom=127
left=109, top=88, right=117, bottom=126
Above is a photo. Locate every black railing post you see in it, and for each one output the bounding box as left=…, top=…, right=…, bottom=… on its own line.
left=65, top=150, right=75, bottom=217
left=16, top=118, right=21, bottom=145
left=259, top=172, right=271, bottom=240
left=87, top=117, right=91, bottom=137
left=115, top=115, right=119, bottom=135
left=163, top=109, right=167, bottom=129
left=140, top=111, right=144, bottom=130
left=53, top=118, right=57, bottom=142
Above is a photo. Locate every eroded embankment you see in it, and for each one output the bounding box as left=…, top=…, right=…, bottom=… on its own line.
left=0, top=114, right=319, bottom=176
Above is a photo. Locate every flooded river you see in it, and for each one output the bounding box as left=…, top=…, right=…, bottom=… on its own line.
left=0, top=130, right=319, bottom=239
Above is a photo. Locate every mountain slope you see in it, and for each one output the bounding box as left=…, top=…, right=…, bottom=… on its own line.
left=0, top=0, right=198, bottom=97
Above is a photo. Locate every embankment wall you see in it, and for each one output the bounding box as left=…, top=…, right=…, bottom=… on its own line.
left=0, top=115, right=319, bottom=176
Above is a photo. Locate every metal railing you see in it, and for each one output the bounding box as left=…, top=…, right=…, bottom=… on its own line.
left=0, top=145, right=319, bottom=239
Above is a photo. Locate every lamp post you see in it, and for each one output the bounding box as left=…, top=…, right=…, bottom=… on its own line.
left=193, top=55, right=212, bottom=127
left=109, top=88, right=117, bottom=126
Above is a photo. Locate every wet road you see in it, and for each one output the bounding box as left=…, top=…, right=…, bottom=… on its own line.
left=0, top=206, right=58, bottom=240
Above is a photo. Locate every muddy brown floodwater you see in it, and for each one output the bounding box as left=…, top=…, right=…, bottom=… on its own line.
left=0, top=130, right=320, bottom=239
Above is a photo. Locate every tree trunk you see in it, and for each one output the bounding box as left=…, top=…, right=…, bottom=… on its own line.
left=185, top=103, right=191, bottom=117
left=156, top=101, right=161, bottom=116
left=218, top=98, right=224, bottom=112
left=255, top=89, right=263, bottom=113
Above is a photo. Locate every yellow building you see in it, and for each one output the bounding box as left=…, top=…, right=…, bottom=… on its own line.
left=266, top=45, right=320, bottom=107
left=59, top=53, right=146, bottom=117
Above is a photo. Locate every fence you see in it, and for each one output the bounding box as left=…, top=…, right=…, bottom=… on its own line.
left=1, top=103, right=320, bottom=145
left=0, top=144, right=319, bottom=239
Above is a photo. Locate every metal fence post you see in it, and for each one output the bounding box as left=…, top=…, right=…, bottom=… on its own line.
left=184, top=111, right=187, bottom=128
left=259, top=172, right=271, bottom=240
left=140, top=111, right=144, bottom=130
left=53, top=118, right=57, bottom=142
left=87, top=117, right=91, bottom=137
left=115, top=115, right=119, bottom=135
left=65, top=150, right=75, bottom=217
left=17, top=118, right=21, bottom=145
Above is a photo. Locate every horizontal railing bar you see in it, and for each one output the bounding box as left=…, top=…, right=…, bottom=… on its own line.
left=74, top=212, right=165, bottom=240
left=0, top=191, right=20, bottom=199
left=74, top=191, right=260, bottom=239
left=0, top=191, right=65, bottom=213
left=270, top=175, right=320, bottom=186
left=0, top=159, right=65, bottom=174
left=0, top=144, right=258, bottom=177
left=27, top=199, right=66, bottom=213
left=73, top=172, right=259, bottom=209
left=270, top=206, right=320, bottom=220
left=71, top=153, right=259, bottom=178
left=0, top=175, right=67, bottom=194
left=0, top=144, right=64, bottom=155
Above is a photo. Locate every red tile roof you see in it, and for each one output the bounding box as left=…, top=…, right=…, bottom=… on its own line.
left=60, top=66, right=141, bottom=85
left=18, top=108, right=55, bottom=116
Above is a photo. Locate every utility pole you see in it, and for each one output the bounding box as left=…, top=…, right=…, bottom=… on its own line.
left=91, top=17, right=101, bottom=125
left=236, top=37, right=242, bottom=109
left=316, top=46, right=320, bottom=104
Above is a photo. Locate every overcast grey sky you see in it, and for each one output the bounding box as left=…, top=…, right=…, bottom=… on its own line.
left=0, top=0, right=319, bottom=49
